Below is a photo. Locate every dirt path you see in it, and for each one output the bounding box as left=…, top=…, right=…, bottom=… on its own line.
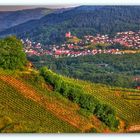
left=0, top=76, right=94, bottom=132
left=126, top=125, right=140, bottom=132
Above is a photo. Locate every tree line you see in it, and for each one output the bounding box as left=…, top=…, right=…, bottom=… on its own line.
left=29, top=53, right=140, bottom=88
left=40, top=67, right=120, bottom=129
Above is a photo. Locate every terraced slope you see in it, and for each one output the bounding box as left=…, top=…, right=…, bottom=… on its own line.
left=1, top=70, right=139, bottom=132
left=0, top=76, right=80, bottom=133
left=64, top=77, right=140, bottom=127
left=89, top=85, right=140, bottom=125
left=0, top=74, right=111, bottom=133
left=0, top=75, right=94, bottom=132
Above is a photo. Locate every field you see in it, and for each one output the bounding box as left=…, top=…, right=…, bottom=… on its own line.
left=0, top=69, right=140, bottom=132
left=0, top=76, right=80, bottom=133
left=0, top=71, right=111, bottom=133
left=61, top=76, right=140, bottom=131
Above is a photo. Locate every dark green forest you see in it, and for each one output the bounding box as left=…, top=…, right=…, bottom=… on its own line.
left=1, top=6, right=140, bottom=44
left=28, top=53, right=140, bottom=88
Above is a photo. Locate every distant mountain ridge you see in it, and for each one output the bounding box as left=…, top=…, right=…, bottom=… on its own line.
left=0, top=8, right=55, bottom=31
left=1, top=6, right=140, bottom=44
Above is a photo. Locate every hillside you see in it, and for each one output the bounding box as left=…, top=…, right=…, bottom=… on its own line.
left=39, top=68, right=140, bottom=128
left=65, top=76, right=140, bottom=132
left=0, top=70, right=113, bottom=133
left=0, top=36, right=115, bottom=133
left=1, top=6, right=140, bottom=44
left=0, top=9, right=140, bottom=133
left=0, top=78, right=78, bottom=133
left=0, top=68, right=139, bottom=133
left=0, top=8, right=54, bottom=32
left=0, top=72, right=82, bottom=132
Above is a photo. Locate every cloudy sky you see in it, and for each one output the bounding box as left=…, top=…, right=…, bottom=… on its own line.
left=0, top=0, right=140, bottom=11
left=0, top=5, right=79, bottom=11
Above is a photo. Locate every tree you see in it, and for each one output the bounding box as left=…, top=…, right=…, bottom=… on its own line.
left=79, top=94, right=97, bottom=112
left=0, top=36, right=27, bottom=70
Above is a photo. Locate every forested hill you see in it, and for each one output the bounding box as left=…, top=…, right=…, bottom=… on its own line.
left=0, top=8, right=55, bottom=32
left=1, top=6, right=140, bottom=44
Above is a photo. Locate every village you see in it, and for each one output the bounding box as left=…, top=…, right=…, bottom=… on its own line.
left=22, top=30, right=140, bottom=58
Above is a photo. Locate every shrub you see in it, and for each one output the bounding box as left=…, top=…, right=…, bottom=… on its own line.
left=68, top=87, right=81, bottom=103
left=40, top=67, right=119, bottom=129
left=53, top=76, right=62, bottom=92
left=79, top=94, right=97, bottom=112
left=59, top=82, right=69, bottom=97
left=0, top=36, right=27, bottom=70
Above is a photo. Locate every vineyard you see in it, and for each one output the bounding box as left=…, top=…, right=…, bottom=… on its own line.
left=0, top=69, right=140, bottom=132
left=0, top=76, right=80, bottom=133
left=0, top=71, right=112, bottom=133
left=63, top=77, right=140, bottom=127
left=0, top=35, right=139, bottom=133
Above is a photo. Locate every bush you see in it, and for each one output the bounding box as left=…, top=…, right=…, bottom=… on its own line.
left=53, top=76, right=62, bottom=92
left=78, top=108, right=93, bottom=118
left=0, top=36, right=27, bottom=70
left=59, top=82, right=69, bottom=97
left=79, top=94, right=97, bottom=112
left=104, top=114, right=120, bottom=129
left=68, top=87, right=81, bottom=103
left=40, top=67, right=119, bottom=129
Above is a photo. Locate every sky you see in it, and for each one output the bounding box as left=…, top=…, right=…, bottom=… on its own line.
left=0, top=5, right=79, bottom=11
left=0, top=0, right=140, bottom=11
left=0, top=0, right=140, bottom=5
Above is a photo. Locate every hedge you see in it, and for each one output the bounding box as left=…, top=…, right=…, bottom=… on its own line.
left=40, top=67, right=119, bottom=129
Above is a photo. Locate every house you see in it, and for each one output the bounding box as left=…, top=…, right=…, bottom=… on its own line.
left=65, top=31, right=71, bottom=38
left=136, top=86, right=140, bottom=90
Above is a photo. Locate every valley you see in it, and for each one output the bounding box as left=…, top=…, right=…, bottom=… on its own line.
left=0, top=5, right=140, bottom=133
